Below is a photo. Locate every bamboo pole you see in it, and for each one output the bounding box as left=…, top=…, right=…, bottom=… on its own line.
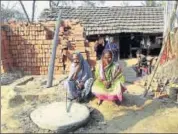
left=19, top=0, right=31, bottom=23
left=143, top=1, right=178, bottom=97
left=175, top=29, right=178, bottom=58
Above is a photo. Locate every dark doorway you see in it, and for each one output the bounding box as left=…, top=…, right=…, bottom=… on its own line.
left=119, top=33, right=131, bottom=59
left=130, top=34, right=142, bottom=58
left=119, top=33, right=143, bottom=59
left=149, top=48, right=161, bottom=56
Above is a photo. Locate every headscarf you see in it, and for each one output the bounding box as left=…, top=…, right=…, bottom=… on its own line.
left=73, top=51, right=84, bottom=64
left=99, top=50, right=114, bottom=81
left=68, top=51, right=92, bottom=82
left=72, top=51, right=84, bottom=79
left=109, top=37, right=114, bottom=43
left=99, top=49, right=122, bottom=82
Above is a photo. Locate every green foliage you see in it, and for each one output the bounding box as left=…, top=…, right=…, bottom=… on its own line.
left=81, top=1, right=105, bottom=7
left=120, top=1, right=130, bottom=6
left=1, top=4, right=26, bottom=22
left=81, top=1, right=97, bottom=7
left=49, top=1, right=105, bottom=8
left=141, top=0, right=165, bottom=7
left=49, top=1, right=75, bottom=7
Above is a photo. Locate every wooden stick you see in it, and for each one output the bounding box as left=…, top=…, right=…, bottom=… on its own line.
left=143, top=37, right=167, bottom=97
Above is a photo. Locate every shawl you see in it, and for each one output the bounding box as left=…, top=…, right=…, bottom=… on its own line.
left=68, top=51, right=92, bottom=82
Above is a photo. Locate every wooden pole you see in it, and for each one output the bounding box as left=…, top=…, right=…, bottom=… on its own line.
left=19, top=0, right=31, bottom=23
left=31, top=0, right=36, bottom=22
left=143, top=1, right=178, bottom=97
left=66, top=88, right=68, bottom=113
left=142, top=37, right=167, bottom=97
left=49, top=0, right=52, bottom=8
left=46, top=10, right=62, bottom=88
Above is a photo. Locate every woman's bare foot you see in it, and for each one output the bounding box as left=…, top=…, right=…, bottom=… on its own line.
left=115, top=100, right=121, bottom=105
left=76, top=96, right=82, bottom=103
left=97, top=100, right=103, bottom=106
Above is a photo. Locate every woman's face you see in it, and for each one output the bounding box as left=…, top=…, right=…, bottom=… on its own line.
left=110, top=37, right=114, bottom=43
left=73, top=54, right=80, bottom=66
left=103, top=52, right=112, bottom=65
left=136, top=53, right=141, bottom=58
left=98, top=38, right=104, bottom=44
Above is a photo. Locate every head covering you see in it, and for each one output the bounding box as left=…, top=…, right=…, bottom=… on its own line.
left=109, top=37, right=114, bottom=42
left=101, top=49, right=113, bottom=62
left=68, top=51, right=92, bottom=82
left=136, top=49, right=142, bottom=55
left=72, top=51, right=85, bottom=75
left=73, top=51, right=84, bottom=66
left=100, top=50, right=114, bottom=80
left=105, top=35, right=109, bottom=41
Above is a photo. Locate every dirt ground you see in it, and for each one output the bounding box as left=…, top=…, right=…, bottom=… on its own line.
left=1, top=59, right=178, bottom=133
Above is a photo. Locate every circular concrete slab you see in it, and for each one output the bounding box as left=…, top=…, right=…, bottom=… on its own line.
left=30, top=102, right=90, bottom=133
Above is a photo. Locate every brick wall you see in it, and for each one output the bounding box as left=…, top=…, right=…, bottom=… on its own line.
left=1, top=28, right=13, bottom=73
left=1, top=20, right=97, bottom=75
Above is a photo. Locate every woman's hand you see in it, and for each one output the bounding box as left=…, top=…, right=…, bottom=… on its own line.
left=77, top=82, right=84, bottom=90
left=98, top=78, right=103, bottom=82
left=72, top=73, right=77, bottom=80
left=103, top=80, right=107, bottom=86
left=103, top=81, right=111, bottom=89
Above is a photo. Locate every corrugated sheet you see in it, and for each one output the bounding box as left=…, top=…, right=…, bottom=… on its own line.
left=39, top=6, right=164, bottom=35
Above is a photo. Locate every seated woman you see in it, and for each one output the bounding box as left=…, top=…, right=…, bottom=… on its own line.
left=132, top=50, right=148, bottom=77
left=92, top=50, right=127, bottom=105
left=64, top=51, right=93, bottom=102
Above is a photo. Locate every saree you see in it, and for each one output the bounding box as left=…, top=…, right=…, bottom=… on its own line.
left=92, top=60, right=127, bottom=102
left=64, top=52, right=93, bottom=100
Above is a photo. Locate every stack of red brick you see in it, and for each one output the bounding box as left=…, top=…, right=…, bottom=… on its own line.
left=85, top=41, right=97, bottom=70
left=4, top=22, right=53, bottom=75
left=1, top=28, right=13, bottom=73
left=58, top=20, right=97, bottom=74
left=1, top=20, right=97, bottom=75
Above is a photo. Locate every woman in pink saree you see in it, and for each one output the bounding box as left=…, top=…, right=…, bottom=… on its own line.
left=92, top=50, right=127, bottom=105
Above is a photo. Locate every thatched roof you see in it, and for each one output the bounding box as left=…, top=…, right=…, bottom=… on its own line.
left=39, top=6, right=164, bottom=35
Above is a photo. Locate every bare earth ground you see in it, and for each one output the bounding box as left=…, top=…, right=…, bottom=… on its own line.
left=1, top=59, right=178, bottom=133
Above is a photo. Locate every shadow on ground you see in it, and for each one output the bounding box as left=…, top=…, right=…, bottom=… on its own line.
left=87, top=92, right=178, bottom=133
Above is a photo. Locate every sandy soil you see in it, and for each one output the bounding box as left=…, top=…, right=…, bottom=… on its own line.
left=1, top=59, right=178, bottom=133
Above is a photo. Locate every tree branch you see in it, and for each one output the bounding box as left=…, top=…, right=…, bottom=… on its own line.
left=5, top=1, right=10, bottom=10
left=7, top=2, right=18, bottom=11
left=19, top=0, right=31, bottom=23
